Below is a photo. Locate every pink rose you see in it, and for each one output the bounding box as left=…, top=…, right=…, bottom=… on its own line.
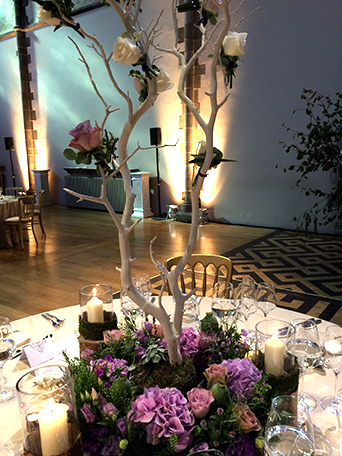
left=103, top=330, right=124, bottom=344
left=204, top=364, right=228, bottom=387
left=233, top=404, right=261, bottom=433
left=187, top=388, right=215, bottom=419
left=69, top=120, right=101, bottom=152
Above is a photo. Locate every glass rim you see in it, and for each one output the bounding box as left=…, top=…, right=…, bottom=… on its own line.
left=16, top=364, right=72, bottom=396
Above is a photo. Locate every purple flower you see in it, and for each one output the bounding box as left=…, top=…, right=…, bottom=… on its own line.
left=129, top=386, right=195, bottom=451
left=144, top=321, right=153, bottom=332
left=102, top=402, right=118, bottom=417
left=81, top=404, right=97, bottom=423
left=221, top=358, right=261, bottom=400
left=135, top=329, right=148, bottom=343
left=217, top=408, right=224, bottom=415
left=81, top=348, right=94, bottom=361
left=190, top=442, right=209, bottom=453
left=135, top=345, right=147, bottom=360
left=84, top=426, right=108, bottom=456
left=117, top=418, right=127, bottom=437
left=179, top=327, right=200, bottom=358
left=225, top=434, right=255, bottom=456
left=93, top=356, right=128, bottom=380
left=101, top=435, right=121, bottom=456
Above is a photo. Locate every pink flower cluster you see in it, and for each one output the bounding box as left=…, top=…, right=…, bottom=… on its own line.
left=69, top=120, right=101, bottom=152
left=129, top=386, right=195, bottom=451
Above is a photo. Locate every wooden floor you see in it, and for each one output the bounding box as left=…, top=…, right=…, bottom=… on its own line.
left=0, top=205, right=276, bottom=322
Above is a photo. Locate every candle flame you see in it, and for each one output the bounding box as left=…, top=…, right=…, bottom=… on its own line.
left=272, top=328, right=279, bottom=339
left=92, top=288, right=97, bottom=297
left=47, top=397, right=56, bottom=411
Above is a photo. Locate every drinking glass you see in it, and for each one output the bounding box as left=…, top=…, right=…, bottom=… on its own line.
left=235, top=280, right=257, bottom=346
left=256, top=282, right=277, bottom=317
left=120, top=289, right=145, bottom=328
left=133, top=274, right=152, bottom=301
left=320, top=325, right=342, bottom=415
left=211, top=282, right=237, bottom=329
left=264, top=395, right=315, bottom=456
left=286, top=318, right=322, bottom=411
left=0, top=316, right=17, bottom=402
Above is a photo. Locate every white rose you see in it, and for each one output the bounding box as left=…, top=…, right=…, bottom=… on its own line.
left=112, top=38, right=140, bottom=65
left=222, top=31, right=247, bottom=58
left=37, top=5, right=60, bottom=26
left=156, top=70, right=174, bottom=92
left=203, top=0, right=222, bottom=14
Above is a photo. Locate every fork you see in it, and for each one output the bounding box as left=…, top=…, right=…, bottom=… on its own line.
left=45, top=312, right=66, bottom=325
left=41, top=314, right=60, bottom=327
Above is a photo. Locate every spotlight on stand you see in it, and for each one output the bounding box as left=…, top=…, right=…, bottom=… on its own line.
left=4, top=137, right=16, bottom=187
left=150, top=127, right=165, bottom=220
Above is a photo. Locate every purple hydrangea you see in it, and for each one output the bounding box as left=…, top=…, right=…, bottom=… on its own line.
left=221, top=358, right=261, bottom=400
left=225, top=434, right=255, bottom=456
left=129, top=386, right=195, bottom=451
left=84, top=426, right=108, bottom=456
left=93, top=356, right=128, bottom=380
left=101, top=435, right=121, bottom=456
left=180, top=327, right=200, bottom=358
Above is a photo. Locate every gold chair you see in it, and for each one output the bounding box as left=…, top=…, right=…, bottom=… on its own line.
left=165, top=254, right=233, bottom=296
left=5, top=187, right=24, bottom=196
left=4, top=195, right=37, bottom=248
left=33, top=190, right=46, bottom=237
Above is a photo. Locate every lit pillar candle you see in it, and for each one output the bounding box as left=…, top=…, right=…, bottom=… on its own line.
left=87, top=288, right=104, bottom=323
left=38, top=398, right=69, bottom=456
left=264, top=328, right=284, bottom=376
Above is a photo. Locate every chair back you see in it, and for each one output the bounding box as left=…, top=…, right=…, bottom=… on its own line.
left=37, top=189, right=44, bottom=211
left=18, top=195, right=35, bottom=220
left=165, top=254, right=233, bottom=296
left=6, top=186, right=24, bottom=196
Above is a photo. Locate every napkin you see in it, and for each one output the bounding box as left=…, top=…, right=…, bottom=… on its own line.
left=21, top=336, right=58, bottom=367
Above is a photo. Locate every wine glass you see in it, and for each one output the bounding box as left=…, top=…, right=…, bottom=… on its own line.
left=320, top=325, right=342, bottom=415
left=133, top=274, right=152, bottom=302
left=264, top=395, right=315, bottom=456
left=256, top=282, right=277, bottom=317
left=0, top=316, right=17, bottom=402
left=235, top=280, right=257, bottom=346
left=211, top=282, right=237, bottom=329
left=120, top=289, right=145, bottom=328
left=286, top=318, right=322, bottom=411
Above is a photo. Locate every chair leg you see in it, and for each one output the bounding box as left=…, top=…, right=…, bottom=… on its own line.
left=31, top=222, right=38, bottom=245
left=39, top=214, right=46, bottom=237
left=18, top=224, right=24, bottom=249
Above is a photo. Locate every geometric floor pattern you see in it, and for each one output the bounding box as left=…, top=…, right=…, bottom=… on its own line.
left=223, top=230, right=342, bottom=298
left=222, top=230, right=342, bottom=324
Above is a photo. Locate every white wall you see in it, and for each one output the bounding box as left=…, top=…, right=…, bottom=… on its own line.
left=0, top=0, right=341, bottom=233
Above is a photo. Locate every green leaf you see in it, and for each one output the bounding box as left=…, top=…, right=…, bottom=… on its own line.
left=63, top=148, right=77, bottom=161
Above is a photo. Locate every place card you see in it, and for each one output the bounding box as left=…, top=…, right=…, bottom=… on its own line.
left=21, top=336, right=58, bottom=368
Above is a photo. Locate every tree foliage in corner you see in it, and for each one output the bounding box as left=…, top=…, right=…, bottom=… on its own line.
left=281, top=89, right=342, bottom=233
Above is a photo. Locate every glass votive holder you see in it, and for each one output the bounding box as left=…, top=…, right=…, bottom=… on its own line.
left=16, top=365, right=83, bottom=456
left=255, top=319, right=295, bottom=377
left=79, top=283, right=113, bottom=323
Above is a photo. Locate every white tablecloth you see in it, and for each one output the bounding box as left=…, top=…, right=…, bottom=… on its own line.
left=0, top=298, right=341, bottom=455
left=0, top=197, right=28, bottom=248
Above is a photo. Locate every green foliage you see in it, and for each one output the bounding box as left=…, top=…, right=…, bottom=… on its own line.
left=281, top=89, right=342, bottom=232
left=140, top=342, right=168, bottom=365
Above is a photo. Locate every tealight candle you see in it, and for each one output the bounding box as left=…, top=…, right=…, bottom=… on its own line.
left=264, top=328, right=284, bottom=376
left=38, top=397, right=69, bottom=456
left=87, top=288, right=104, bottom=323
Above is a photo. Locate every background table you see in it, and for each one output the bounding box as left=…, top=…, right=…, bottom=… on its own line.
left=0, top=197, right=28, bottom=248
left=0, top=298, right=341, bottom=455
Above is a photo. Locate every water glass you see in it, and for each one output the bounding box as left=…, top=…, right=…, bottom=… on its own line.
left=256, top=282, right=277, bottom=317
left=211, top=282, right=237, bottom=328
left=0, top=316, right=16, bottom=402
left=264, top=395, right=315, bottom=456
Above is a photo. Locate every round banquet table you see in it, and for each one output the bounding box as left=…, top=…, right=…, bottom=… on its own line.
left=1, top=297, right=341, bottom=455
left=0, top=196, right=28, bottom=248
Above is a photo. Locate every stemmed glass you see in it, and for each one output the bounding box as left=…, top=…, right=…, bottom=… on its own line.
left=133, top=274, right=152, bottom=302
left=120, top=289, right=145, bottom=328
left=285, top=318, right=322, bottom=411
left=320, top=325, right=342, bottom=415
left=264, top=395, right=315, bottom=456
left=235, top=280, right=257, bottom=347
left=0, top=316, right=17, bottom=402
left=211, top=282, right=237, bottom=329
left=256, top=282, right=277, bottom=317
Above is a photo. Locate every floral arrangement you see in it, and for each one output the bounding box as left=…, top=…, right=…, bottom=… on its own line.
left=65, top=317, right=272, bottom=456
